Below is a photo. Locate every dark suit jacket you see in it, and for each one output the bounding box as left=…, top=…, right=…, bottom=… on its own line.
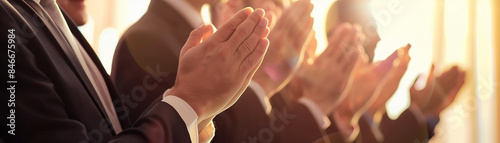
left=212, top=90, right=324, bottom=143
left=110, top=0, right=192, bottom=122
left=321, top=109, right=429, bottom=143
left=212, top=89, right=271, bottom=143
left=0, top=0, right=190, bottom=142
left=318, top=114, right=378, bottom=143
left=270, top=93, right=326, bottom=143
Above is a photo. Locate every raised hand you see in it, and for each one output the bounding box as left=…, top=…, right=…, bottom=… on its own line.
left=410, top=65, right=466, bottom=118
left=252, top=0, right=315, bottom=96
left=334, top=44, right=411, bottom=139
left=367, top=45, right=411, bottom=116
left=166, top=8, right=270, bottom=122
left=297, top=23, right=361, bottom=114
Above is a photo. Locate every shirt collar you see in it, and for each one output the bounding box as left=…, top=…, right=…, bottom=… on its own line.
left=162, top=0, right=204, bottom=29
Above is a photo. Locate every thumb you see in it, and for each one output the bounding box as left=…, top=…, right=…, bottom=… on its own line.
left=180, top=24, right=215, bottom=57
left=411, top=64, right=435, bottom=92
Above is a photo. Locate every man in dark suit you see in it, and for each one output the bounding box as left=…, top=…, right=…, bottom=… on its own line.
left=0, top=0, right=270, bottom=142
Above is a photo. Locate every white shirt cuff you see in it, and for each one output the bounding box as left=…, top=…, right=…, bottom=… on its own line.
left=249, top=80, right=272, bottom=115
left=162, top=93, right=199, bottom=143
left=332, top=111, right=359, bottom=141
left=298, top=97, right=331, bottom=130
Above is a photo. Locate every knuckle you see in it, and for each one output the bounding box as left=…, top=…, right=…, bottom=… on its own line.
left=236, top=26, right=251, bottom=36
left=240, top=41, right=254, bottom=54
left=225, top=21, right=239, bottom=31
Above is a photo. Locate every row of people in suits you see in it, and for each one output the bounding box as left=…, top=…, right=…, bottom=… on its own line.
left=0, top=0, right=465, bottom=142
left=111, top=0, right=465, bottom=142
left=0, top=0, right=271, bottom=142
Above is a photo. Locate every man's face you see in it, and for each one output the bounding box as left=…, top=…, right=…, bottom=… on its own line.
left=57, top=0, right=88, bottom=26
left=334, top=0, right=381, bottom=63
left=362, top=20, right=380, bottom=63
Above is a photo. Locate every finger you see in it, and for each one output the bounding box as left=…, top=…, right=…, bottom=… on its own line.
left=373, top=44, right=410, bottom=77
left=226, top=8, right=266, bottom=50
left=351, top=24, right=363, bottom=46
left=240, top=38, right=270, bottom=73
left=180, top=24, right=215, bottom=57
left=211, top=7, right=254, bottom=42
left=448, top=68, right=466, bottom=97
left=303, top=30, right=317, bottom=63
left=227, top=42, right=267, bottom=111
left=426, top=64, right=436, bottom=86
left=293, top=17, right=315, bottom=50
left=316, top=23, right=354, bottom=65
left=327, top=23, right=354, bottom=58
left=287, top=2, right=314, bottom=32
left=440, top=66, right=460, bottom=91
left=282, top=3, right=314, bottom=37
left=341, top=48, right=361, bottom=74
left=336, top=29, right=359, bottom=64
left=220, top=38, right=269, bottom=113
left=409, top=74, right=421, bottom=93
left=265, top=10, right=277, bottom=28
left=234, top=17, right=269, bottom=62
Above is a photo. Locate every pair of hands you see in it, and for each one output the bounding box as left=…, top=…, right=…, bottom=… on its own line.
left=251, top=0, right=315, bottom=96
left=335, top=44, right=411, bottom=128
left=295, top=23, right=363, bottom=115
left=214, top=0, right=314, bottom=97
left=410, top=65, right=466, bottom=118
left=165, top=7, right=270, bottom=133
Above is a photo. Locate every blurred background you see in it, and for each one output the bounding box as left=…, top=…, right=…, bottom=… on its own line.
left=79, top=0, right=498, bottom=142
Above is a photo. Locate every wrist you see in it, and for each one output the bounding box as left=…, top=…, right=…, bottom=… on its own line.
left=302, top=86, right=341, bottom=115
left=252, top=70, right=280, bottom=97
left=336, top=100, right=355, bottom=125
left=165, top=88, right=207, bottom=120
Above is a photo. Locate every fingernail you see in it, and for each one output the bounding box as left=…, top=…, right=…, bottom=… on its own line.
left=255, top=8, right=265, bottom=17
left=261, top=38, right=269, bottom=46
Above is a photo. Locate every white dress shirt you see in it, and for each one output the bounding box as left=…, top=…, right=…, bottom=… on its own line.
left=250, top=81, right=332, bottom=130
left=162, top=95, right=200, bottom=143
left=248, top=81, right=273, bottom=115
left=332, top=111, right=358, bottom=141
left=298, top=97, right=332, bottom=130
left=158, top=1, right=210, bottom=142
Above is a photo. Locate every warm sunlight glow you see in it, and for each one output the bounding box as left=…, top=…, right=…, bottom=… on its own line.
left=311, top=0, right=335, bottom=55
left=201, top=4, right=213, bottom=25
left=98, top=28, right=119, bottom=74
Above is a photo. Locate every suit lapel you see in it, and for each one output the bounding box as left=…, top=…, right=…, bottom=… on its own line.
left=63, top=11, right=132, bottom=128
left=14, top=0, right=111, bottom=127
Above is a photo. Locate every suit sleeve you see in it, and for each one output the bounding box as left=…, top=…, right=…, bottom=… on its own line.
left=110, top=102, right=191, bottom=143
left=271, top=94, right=325, bottom=143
